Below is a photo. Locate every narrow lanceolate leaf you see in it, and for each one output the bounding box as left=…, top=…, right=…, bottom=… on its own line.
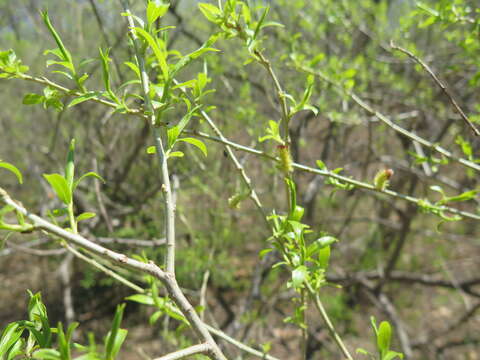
left=105, top=304, right=126, bottom=360
left=43, top=174, right=72, bottom=204
left=178, top=137, right=207, bottom=156
left=146, top=2, right=169, bottom=25
left=133, top=27, right=169, bottom=80
left=73, top=172, right=105, bottom=191
left=41, top=10, right=72, bottom=65
left=0, top=323, right=23, bottom=356
left=68, top=92, right=101, bottom=108
left=198, top=3, right=222, bottom=24
left=76, top=212, right=96, bottom=222
left=0, top=161, right=23, bottom=184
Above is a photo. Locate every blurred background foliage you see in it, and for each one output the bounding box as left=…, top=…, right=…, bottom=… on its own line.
left=1, top=0, right=480, bottom=358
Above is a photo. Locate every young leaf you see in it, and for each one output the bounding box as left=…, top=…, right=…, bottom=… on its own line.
left=133, top=27, right=169, bottom=80
left=178, top=137, right=208, bottom=156
left=125, top=294, right=154, bottom=306
left=41, top=11, right=73, bottom=65
left=198, top=3, right=222, bottom=24
left=292, top=265, right=308, bottom=289
left=315, top=236, right=338, bottom=249
left=0, top=161, right=23, bottom=184
left=23, top=93, right=45, bottom=105
left=377, top=321, right=392, bottom=353
left=43, top=174, right=72, bottom=204
left=318, top=246, right=331, bottom=269
left=76, top=212, right=96, bottom=222
left=73, top=172, right=105, bottom=192
left=147, top=2, right=169, bottom=25
left=105, top=304, right=126, bottom=360
left=0, top=323, right=23, bottom=357
left=68, top=92, right=101, bottom=108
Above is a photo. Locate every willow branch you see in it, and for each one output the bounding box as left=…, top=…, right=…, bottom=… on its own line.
left=390, top=41, right=480, bottom=136
left=299, top=65, right=480, bottom=172
left=306, top=283, right=353, bottom=360
left=152, top=343, right=210, bottom=360
left=120, top=1, right=175, bottom=274
left=187, top=130, right=480, bottom=221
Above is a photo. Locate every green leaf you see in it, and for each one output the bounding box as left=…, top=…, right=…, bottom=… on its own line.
left=168, top=151, right=184, bottom=158
left=105, top=304, right=127, bottom=360
left=149, top=310, right=163, bottom=325
left=133, top=27, right=169, bottom=80
left=253, top=6, right=270, bottom=40
left=76, top=212, right=96, bottom=222
left=178, top=137, right=207, bottom=156
left=198, top=3, right=222, bottom=24
left=377, top=321, right=392, bottom=353
left=32, top=348, right=61, bottom=360
left=259, top=248, right=273, bottom=258
left=383, top=350, right=404, bottom=360
left=315, top=236, right=338, bottom=249
left=356, top=348, right=369, bottom=355
left=23, top=93, right=44, bottom=105
left=441, top=189, right=478, bottom=204
left=318, top=246, right=330, bottom=269
left=125, top=294, right=154, bottom=306
left=123, top=61, right=140, bottom=78
left=0, top=161, right=23, bottom=184
left=291, top=265, right=308, bottom=289
left=147, top=2, right=169, bottom=25
left=0, top=323, right=23, bottom=357
left=73, top=172, right=105, bottom=192
left=41, top=11, right=73, bottom=65
left=43, top=174, right=71, bottom=204
left=146, top=146, right=156, bottom=154
left=68, top=92, right=101, bottom=108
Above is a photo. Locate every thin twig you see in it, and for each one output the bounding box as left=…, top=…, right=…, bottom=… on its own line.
left=299, top=65, right=480, bottom=172
left=390, top=41, right=480, bottom=136
left=120, top=0, right=175, bottom=274
left=187, top=130, right=480, bottom=221
left=306, top=283, right=353, bottom=360
left=152, top=343, right=210, bottom=360
left=119, top=3, right=225, bottom=359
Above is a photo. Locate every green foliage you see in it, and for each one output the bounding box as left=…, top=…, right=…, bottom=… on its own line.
left=357, top=317, right=403, bottom=360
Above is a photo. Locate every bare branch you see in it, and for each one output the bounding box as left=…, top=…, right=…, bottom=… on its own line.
left=390, top=41, right=480, bottom=136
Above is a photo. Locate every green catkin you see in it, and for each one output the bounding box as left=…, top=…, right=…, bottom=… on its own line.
left=374, top=168, right=394, bottom=190
left=277, top=145, right=293, bottom=174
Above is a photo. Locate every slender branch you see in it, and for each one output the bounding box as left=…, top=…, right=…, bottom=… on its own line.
left=15, top=73, right=144, bottom=117
left=0, top=187, right=227, bottom=359
left=255, top=51, right=291, bottom=143
left=204, top=325, right=281, bottom=360
left=306, top=283, right=353, bottom=360
left=152, top=343, right=210, bottom=360
left=174, top=81, right=268, bottom=222
left=65, top=243, right=145, bottom=293
left=187, top=130, right=480, bottom=221
left=299, top=65, right=480, bottom=172
left=390, top=41, right=480, bottom=136
left=120, top=1, right=175, bottom=274
left=119, top=3, right=225, bottom=359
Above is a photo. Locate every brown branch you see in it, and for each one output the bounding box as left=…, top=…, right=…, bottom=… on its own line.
left=390, top=41, right=480, bottom=136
